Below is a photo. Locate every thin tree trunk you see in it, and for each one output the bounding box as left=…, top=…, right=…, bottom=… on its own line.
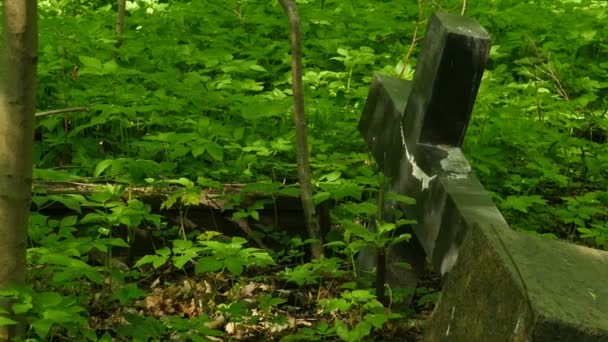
left=0, top=0, right=38, bottom=339
left=116, top=0, right=126, bottom=48
left=278, top=0, right=323, bottom=259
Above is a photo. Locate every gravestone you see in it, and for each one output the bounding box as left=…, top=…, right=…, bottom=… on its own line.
left=359, top=12, right=608, bottom=341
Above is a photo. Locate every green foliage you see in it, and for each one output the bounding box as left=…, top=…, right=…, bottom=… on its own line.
left=133, top=234, right=275, bottom=277
left=0, top=287, right=87, bottom=339
left=196, top=236, right=276, bottom=275
left=461, top=0, right=608, bottom=242
left=9, top=0, right=608, bottom=340
left=117, top=312, right=166, bottom=341
left=318, top=290, right=401, bottom=342
left=280, top=257, right=347, bottom=286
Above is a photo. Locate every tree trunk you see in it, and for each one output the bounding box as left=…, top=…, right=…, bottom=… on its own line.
left=0, top=0, right=38, bottom=339
left=278, top=0, right=323, bottom=259
left=116, top=0, right=126, bottom=48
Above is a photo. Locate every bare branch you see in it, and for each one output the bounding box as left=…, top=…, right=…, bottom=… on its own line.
left=278, top=0, right=324, bottom=258
left=35, top=107, right=89, bottom=117
left=399, top=0, right=428, bottom=78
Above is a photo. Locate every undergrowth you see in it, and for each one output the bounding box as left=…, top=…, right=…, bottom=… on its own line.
left=0, top=0, right=606, bottom=340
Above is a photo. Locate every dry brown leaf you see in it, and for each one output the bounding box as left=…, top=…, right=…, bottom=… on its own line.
left=205, top=314, right=225, bottom=330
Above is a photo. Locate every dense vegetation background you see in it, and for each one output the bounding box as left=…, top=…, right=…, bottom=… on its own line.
left=0, top=0, right=606, bottom=340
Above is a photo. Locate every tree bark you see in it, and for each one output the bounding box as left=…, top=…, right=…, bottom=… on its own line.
left=116, top=0, right=126, bottom=48
left=0, top=0, right=37, bottom=339
left=278, top=0, right=323, bottom=259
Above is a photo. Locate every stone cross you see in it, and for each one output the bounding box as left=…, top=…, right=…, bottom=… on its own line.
left=359, top=12, right=608, bottom=341
left=359, top=12, right=491, bottom=274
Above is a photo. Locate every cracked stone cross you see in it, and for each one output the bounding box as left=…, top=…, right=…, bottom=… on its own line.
left=359, top=12, right=608, bottom=341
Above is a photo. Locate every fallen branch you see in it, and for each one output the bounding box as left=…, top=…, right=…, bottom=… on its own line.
left=35, top=107, right=89, bottom=117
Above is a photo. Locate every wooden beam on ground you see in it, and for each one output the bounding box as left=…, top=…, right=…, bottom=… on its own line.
left=34, top=182, right=301, bottom=211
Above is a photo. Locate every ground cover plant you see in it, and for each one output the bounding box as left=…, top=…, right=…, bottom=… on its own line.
left=0, top=0, right=607, bottom=340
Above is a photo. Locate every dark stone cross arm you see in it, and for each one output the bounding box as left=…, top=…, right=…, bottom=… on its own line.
left=359, top=12, right=492, bottom=274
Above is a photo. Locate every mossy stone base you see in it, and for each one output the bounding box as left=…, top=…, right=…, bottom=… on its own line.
left=426, top=223, right=608, bottom=341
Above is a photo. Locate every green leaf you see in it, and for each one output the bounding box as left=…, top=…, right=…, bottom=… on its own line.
left=340, top=202, right=377, bottom=216
left=36, top=292, right=63, bottom=307
left=31, top=319, right=54, bottom=339
left=79, top=55, right=102, bottom=70
left=168, top=177, right=195, bottom=188
left=135, top=254, right=164, bottom=269
left=395, top=218, right=416, bottom=226
left=191, top=145, right=206, bottom=157
left=173, top=239, right=193, bottom=250
left=364, top=313, right=390, bottom=329
left=313, top=191, right=332, bottom=205
left=224, top=256, right=244, bottom=275
left=232, top=211, right=250, bottom=221
left=80, top=212, right=106, bottom=224
left=195, top=256, right=223, bottom=274
left=94, top=159, right=115, bottom=178
left=324, top=241, right=347, bottom=248
left=323, top=171, right=342, bottom=182
left=103, top=59, right=118, bottom=73
left=344, top=290, right=376, bottom=301
left=390, top=234, right=412, bottom=246
left=104, top=238, right=129, bottom=247
left=34, top=168, right=81, bottom=182
left=320, top=298, right=351, bottom=313
left=110, top=284, right=146, bottom=305
left=48, top=195, right=83, bottom=213
left=233, top=127, right=245, bottom=140
left=59, top=215, right=78, bottom=228
left=385, top=192, right=416, bottom=205
left=0, top=316, right=17, bottom=326
left=377, top=221, right=396, bottom=235
left=12, top=302, right=33, bottom=315
left=206, top=142, right=224, bottom=161
left=341, top=220, right=374, bottom=241
left=173, top=255, right=194, bottom=269
left=502, top=195, right=546, bottom=213
left=249, top=64, right=267, bottom=72
left=243, top=181, right=282, bottom=193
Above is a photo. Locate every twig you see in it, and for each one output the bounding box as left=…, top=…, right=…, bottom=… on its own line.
left=206, top=0, right=239, bottom=17
left=35, top=107, right=89, bottom=117
left=490, top=224, right=536, bottom=325
left=233, top=218, right=270, bottom=250
left=461, top=0, right=467, bottom=15
left=278, top=0, right=323, bottom=259
left=399, top=0, right=427, bottom=78
left=527, top=38, right=569, bottom=100
left=533, top=65, right=543, bottom=121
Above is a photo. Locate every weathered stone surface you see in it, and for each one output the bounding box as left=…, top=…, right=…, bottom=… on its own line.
left=426, top=223, right=608, bottom=341
left=359, top=12, right=491, bottom=274
left=358, top=10, right=608, bottom=342
left=359, top=75, right=412, bottom=179
left=402, top=12, right=490, bottom=148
